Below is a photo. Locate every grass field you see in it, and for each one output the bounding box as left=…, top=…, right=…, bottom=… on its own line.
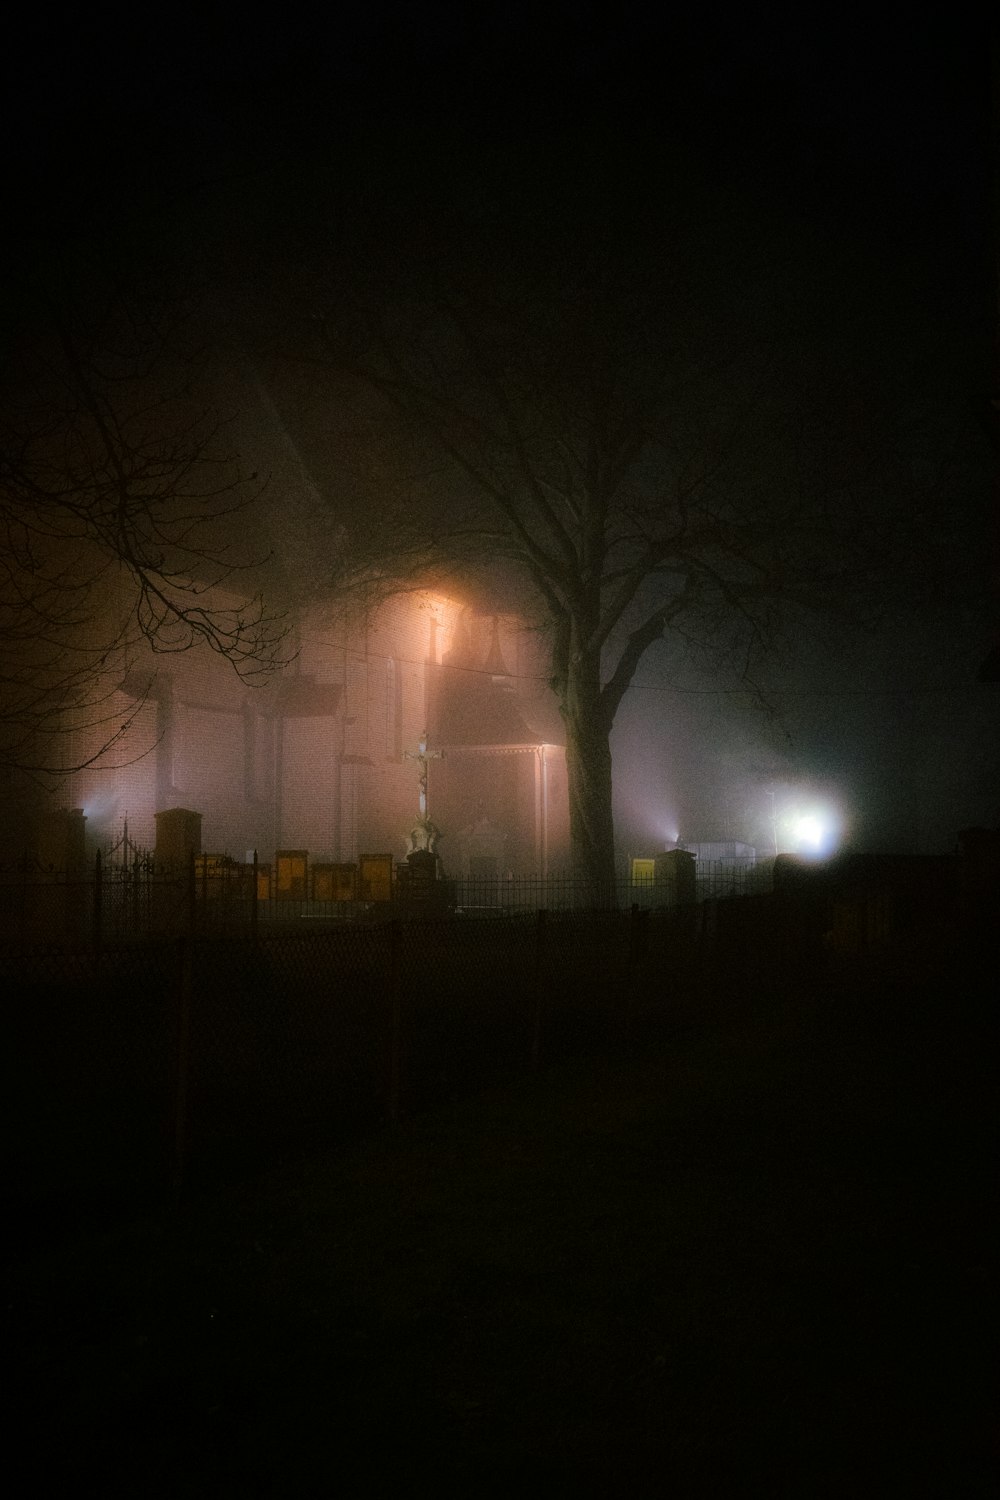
left=5, top=950, right=994, bottom=1493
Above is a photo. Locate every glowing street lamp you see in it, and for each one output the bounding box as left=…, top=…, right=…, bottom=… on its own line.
left=794, top=814, right=824, bottom=851
left=765, top=789, right=842, bottom=859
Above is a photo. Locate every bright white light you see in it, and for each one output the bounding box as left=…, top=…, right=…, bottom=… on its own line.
left=791, top=807, right=843, bottom=858
left=795, top=815, right=824, bottom=850
left=769, top=788, right=845, bottom=859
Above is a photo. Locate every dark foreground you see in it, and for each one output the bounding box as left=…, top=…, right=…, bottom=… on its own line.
left=5, top=961, right=995, bottom=1495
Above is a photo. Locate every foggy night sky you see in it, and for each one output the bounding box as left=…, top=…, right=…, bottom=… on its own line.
left=2, top=5, right=996, bottom=855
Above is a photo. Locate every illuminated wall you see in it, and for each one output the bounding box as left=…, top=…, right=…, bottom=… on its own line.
left=5, top=586, right=568, bottom=875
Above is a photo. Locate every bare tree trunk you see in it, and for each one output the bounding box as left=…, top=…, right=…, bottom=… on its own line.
left=561, top=657, right=617, bottom=906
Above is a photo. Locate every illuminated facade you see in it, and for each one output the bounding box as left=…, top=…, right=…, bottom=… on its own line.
left=8, top=589, right=569, bottom=879
left=1, top=380, right=570, bottom=878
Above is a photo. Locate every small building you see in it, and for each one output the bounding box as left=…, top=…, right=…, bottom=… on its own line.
left=677, top=840, right=758, bottom=899
left=677, top=840, right=757, bottom=868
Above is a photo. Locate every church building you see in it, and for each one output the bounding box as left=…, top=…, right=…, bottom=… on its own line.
left=8, top=588, right=569, bottom=883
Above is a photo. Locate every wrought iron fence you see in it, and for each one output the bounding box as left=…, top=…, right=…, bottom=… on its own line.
left=451, top=862, right=772, bottom=913
left=0, top=847, right=776, bottom=951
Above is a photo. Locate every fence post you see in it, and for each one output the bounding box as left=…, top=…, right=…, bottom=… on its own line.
left=170, top=934, right=193, bottom=1201
left=624, top=903, right=640, bottom=1037
left=251, top=849, right=259, bottom=948
left=388, top=919, right=403, bottom=1125
left=187, top=849, right=197, bottom=934
left=530, top=907, right=548, bottom=1071
left=18, top=851, right=28, bottom=957
left=130, top=847, right=141, bottom=932
left=92, top=848, right=103, bottom=970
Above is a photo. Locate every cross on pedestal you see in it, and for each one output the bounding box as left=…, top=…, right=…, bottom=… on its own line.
left=404, top=731, right=445, bottom=854
left=405, top=730, right=444, bottom=822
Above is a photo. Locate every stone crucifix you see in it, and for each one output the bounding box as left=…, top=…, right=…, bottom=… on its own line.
left=404, top=730, right=445, bottom=853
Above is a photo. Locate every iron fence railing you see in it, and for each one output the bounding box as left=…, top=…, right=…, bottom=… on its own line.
left=450, top=864, right=771, bottom=912
left=0, top=849, right=777, bottom=951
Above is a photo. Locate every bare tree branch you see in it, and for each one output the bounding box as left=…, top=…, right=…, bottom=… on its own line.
left=1, top=288, right=291, bottom=780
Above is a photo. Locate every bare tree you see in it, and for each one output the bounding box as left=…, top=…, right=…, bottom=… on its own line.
left=276, top=228, right=896, bottom=894
left=1, top=285, right=289, bottom=782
